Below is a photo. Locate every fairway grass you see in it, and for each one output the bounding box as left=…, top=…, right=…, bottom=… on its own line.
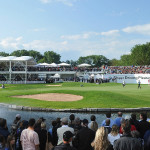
left=0, top=82, right=150, bottom=109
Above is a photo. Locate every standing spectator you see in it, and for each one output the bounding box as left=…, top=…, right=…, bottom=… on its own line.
left=91, top=127, right=113, bottom=150
left=57, top=117, right=74, bottom=145
left=5, top=135, right=16, bottom=150
left=52, top=131, right=76, bottom=150
left=13, top=114, right=21, bottom=126
left=20, top=118, right=39, bottom=150
left=73, top=118, right=82, bottom=135
left=113, top=112, right=123, bottom=128
left=138, top=113, right=150, bottom=138
left=88, top=115, right=98, bottom=132
left=108, top=125, right=120, bottom=146
left=114, top=120, right=142, bottom=150
left=73, top=119, right=95, bottom=150
left=104, top=119, right=111, bottom=134
left=130, top=113, right=139, bottom=129
left=0, top=118, right=10, bottom=140
left=101, top=112, right=114, bottom=127
left=69, top=114, right=75, bottom=128
left=0, top=134, right=6, bottom=150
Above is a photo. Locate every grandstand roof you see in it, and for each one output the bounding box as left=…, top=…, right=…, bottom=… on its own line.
left=0, top=56, right=36, bottom=65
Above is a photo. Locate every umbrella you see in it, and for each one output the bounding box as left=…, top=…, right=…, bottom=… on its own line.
left=78, top=63, right=91, bottom=67
left=58, top=63, right=70, bottom=66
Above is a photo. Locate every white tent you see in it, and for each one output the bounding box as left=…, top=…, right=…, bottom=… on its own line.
left=52, top=73, right=60, bottom=78
left=35, top=63, right=50, bottom=67
left=49, top=63, right=58, bottom=67
left=78, top=63, right=91, bottom=67
left=58, top=63, right=70, bottom=66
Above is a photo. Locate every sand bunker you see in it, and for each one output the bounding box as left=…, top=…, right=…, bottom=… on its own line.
left=13, top=93, right=83, bottom=102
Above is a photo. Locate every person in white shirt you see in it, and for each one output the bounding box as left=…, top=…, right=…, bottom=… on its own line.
left=20, top=118, right=39, bottom=150
left=108, top=124, right=120, bottom=146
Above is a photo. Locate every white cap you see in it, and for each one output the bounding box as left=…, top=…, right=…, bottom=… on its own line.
left=16, top=114, right=21, bottom=119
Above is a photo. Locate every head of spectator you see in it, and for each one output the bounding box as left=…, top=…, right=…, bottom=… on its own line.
left=110, top=125, right=119, bottom=136
left=131, top=113, right=136, bottom=120
left=90, top=121, right=98, bottom=132
left=63, top=131, right=74, bottom=144
left=82, top=119, right=88, bottom=127
left=22, top=120, right=28, bottom=129
left=105, top=119, right=110, bottom=126
left=56, top=117, right=61, bottom=127
left=140, top=112, right=147, bottom=121
left=90, top=115, right=96, bottom=121
left=91, top=127, right=110, bottom=150
left=0, top=118, right=7, bottom=128
left=121, top=120, right=131, bottom=134
left=69, top=114, right=75, bottom=122
left=131, top=130, right=140, bottom=138
left=118, top=112, right=122, bottom=117
left=41, top=122, right=46, bottom=129
left=28, top=118, right=36, bottom=128
left=0, top=134, right=5, bottom=149
left=52, top=120, right=57, bottom=127
left=74, top=117, right=80, bottom=125
left=6, top=135, right=15, bottom=150
left=106, top=112, right=111, bottom=118
left=15, top=114, right=21, bottom=121
left=61, top=117, right=68, bottom=125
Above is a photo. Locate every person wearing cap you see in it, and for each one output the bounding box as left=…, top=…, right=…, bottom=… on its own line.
left=57, top=117, right=74, bottom=145
left=52, top=131, right=76, bottom=150
left=73, top=119, right=95, bottom=150
left=13, top=114, right=21, bottom=126
left=113, top=112, right=123, bottom=128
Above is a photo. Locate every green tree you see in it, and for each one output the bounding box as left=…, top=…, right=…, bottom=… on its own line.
left=28, top=50, right=43, bottom=62
left=130, top=42, right=150, bottom=65
left=120, top=54, right=132, bottom=66
left=109, top=59, right=120, bottom=66
left=0, top=52, right=9, bottom=56
left=10, top=49, right=29, bottom=56
left=43, top=51, right=61, bottom=63
left=78, top=55, right=109, bottom=67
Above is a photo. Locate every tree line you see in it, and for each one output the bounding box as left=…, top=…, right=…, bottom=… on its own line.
left=0, top=42, right=150, bottom=67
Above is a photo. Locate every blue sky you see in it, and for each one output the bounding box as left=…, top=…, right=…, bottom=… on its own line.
left=0, top=0, right=150, bottom=61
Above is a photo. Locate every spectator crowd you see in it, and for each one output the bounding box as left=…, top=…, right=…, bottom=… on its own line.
left=0, top=112, right=150, bottom=150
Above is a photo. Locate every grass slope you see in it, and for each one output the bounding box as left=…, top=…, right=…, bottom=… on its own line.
left=0, top=82, right=150, bottom=109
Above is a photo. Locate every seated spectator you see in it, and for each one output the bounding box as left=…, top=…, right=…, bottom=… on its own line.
left=57, top=117, right=74, bottom=145
left=88, top=115, right=98, bottom=132
left=73, top=119, right=95, bottom=150
left=91, top=127, right=113, bottom=150
left=114, top=120, right=142, bottom=150
left=113, top=112, right=123, bottom=127
left=0, top=118, right=10, bottom=140
left=108, top=125, right=120, bottom=146
left=5, top=135, right=15, bottom=150
left=101, top=112, right=114, bottom=128
left=52, top=131, right=76, bottom=150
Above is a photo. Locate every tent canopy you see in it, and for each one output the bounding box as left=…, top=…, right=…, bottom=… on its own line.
left=58, top=63, right=70, bottom=66
left=78, top=63, right=91, bottom=67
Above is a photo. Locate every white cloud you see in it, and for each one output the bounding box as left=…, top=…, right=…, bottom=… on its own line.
left=122, top=24, right=150, bottom=35
left=40, top=0, right=77, bottom=6
left=0, top=37, right=23, bottom=49
left=101, top=30, right=120, bottom=36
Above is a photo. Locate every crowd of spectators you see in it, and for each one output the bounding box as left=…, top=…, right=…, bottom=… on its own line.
left=107, top=66, right=150, bottom=74
left=0, top=112, right=150, bottom=150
